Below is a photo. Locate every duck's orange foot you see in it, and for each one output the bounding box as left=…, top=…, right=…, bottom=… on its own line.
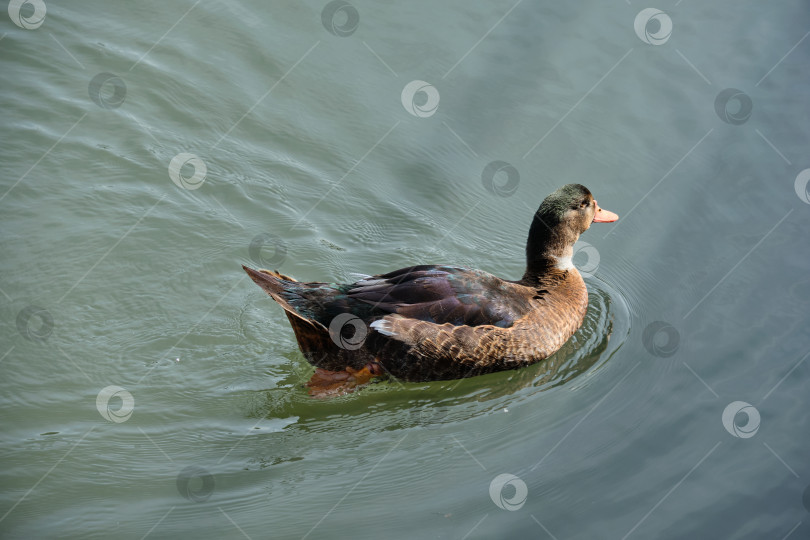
left=306, top=363, right=383, bottom=398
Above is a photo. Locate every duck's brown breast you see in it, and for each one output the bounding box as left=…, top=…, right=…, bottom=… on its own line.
left=522, top=269, right=589, bottom=358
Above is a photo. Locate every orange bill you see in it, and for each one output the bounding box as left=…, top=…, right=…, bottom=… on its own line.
left=592, top=200, right=619, bottom=223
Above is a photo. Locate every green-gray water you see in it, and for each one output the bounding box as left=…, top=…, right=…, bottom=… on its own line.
left=2, top=1, right=809, bottom=538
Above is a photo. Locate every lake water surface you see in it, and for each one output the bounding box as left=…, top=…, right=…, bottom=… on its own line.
left=2, top=1, right=809, bottom=538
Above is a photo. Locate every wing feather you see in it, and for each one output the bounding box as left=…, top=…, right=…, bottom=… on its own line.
left=348, top=266, right=529, bottom=328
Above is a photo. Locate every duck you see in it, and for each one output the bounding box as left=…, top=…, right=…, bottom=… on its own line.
left=243, top=184, right=618, bottom=395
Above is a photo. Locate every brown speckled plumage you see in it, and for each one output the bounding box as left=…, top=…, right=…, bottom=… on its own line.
left=244, top=184, right=617, bottom=382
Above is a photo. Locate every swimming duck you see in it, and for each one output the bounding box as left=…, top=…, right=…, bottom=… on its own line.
left=244, top=184, right=618, bottom=395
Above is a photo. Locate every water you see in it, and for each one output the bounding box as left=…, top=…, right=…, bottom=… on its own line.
left=2, top=1, right=809, bottom=538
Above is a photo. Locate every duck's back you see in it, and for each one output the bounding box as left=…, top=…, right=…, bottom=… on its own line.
left=368, top=267, right=589, bottom=380
left=261, top=265, right=530, bottom=327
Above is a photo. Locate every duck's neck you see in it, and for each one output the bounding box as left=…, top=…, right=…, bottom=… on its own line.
left=520, top=216, right=579, bottom=284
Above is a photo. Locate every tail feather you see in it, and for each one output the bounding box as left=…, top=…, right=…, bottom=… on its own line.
left=242, top=265, right=372, bottom=371
left=242, top=265, right=305, bottom=318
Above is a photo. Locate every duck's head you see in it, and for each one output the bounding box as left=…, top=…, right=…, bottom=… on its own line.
left=524, top=184, right=618, bottom=278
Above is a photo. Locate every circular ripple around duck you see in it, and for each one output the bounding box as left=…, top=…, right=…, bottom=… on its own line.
left=383, top=274, right=633, bottom=419
left=254, top=274, right=631, bottom=432
left=240, top=276, right=632, bottom=496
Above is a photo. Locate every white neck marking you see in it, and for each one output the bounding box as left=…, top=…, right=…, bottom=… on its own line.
left=555, top=255, right=574, bottom=271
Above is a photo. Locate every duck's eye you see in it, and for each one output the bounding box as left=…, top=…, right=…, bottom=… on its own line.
left=580, top=201, right=588, bottom=208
